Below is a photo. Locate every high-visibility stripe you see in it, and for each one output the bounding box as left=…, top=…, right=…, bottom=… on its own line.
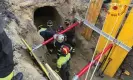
left=57, top=53, right=71, bottom=68
left=39, top=28, right=47, bottom=33
left=0, top=72, right=13, bottom=80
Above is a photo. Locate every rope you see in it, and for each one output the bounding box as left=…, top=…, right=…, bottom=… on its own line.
left=84, top=31, right=101, bottom=80
left=84, top=0, right=104, bottom=79
left=84, top=2, right=126, bottom=80
left=89, top=5, right=124, bottom=80
left=84, top=3, right=111, bottom=80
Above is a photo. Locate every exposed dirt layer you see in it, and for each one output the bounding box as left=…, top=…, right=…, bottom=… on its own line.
left=1, top=0, right=133, bottom=80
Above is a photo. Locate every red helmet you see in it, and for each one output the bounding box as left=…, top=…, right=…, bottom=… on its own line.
left=60, top=45, right=70, bottom=55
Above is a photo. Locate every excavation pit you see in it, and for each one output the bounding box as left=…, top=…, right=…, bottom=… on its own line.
left=30, top=6, right=97, bottom=80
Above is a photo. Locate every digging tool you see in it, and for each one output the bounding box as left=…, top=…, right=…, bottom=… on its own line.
left=32, top=22, right=80, bottom=52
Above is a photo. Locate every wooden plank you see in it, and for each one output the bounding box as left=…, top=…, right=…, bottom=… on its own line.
left=82, top=0, right=103, bottom=40
left=104, top=8, right=133, bottom=77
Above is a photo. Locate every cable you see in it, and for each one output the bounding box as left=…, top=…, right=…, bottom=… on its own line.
left=84, top=31, right=101, bottom=80
left=84, top=3, right=111, bottom=80
left=84, top=2, right=126, bottom=80
left=89, top=4, right=125, bottom=80
left=84, top=0, right=104, bottom=80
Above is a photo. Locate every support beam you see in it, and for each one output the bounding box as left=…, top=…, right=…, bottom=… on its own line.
left=72, top=44, right=113, bottom=80
left=82, top=0, right=103, bottom=40
left=75, top=16, right=131, bottom=52
left=104, top=8, right=133, bottom=77
left=96, top=0, right=131, bottom=53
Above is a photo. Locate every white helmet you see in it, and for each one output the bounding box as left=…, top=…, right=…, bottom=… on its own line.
left=56, top=34, right=65, bottom=43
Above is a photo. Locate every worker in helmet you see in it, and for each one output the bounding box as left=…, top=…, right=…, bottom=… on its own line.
left=39, top=20, right=56, bottom=54
left=64, top=19, right=76, bottom=47
left=47, top=20, right=54, bottom=31
left=55, top=45, right=71, bottom=80
left=56, top=19, right=76, bottom=48
left=53, top=34, right=75, bottom=57
left=64, top=19, right=71, bottom=27
left=0, top=15, right=23, bottom=80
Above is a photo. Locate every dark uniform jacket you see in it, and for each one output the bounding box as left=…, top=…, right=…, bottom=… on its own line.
left=0, top=15, right=14, bottom=78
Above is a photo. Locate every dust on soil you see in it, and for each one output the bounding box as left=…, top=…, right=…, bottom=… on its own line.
left=1, top=0, right=133, bottom=80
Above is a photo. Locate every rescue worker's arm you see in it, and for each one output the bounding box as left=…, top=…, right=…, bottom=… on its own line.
left=55, top=57, right=62, bottom=73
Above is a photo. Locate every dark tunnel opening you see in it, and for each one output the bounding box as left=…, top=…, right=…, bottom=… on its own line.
left=34, top=6, right=62, bottom=30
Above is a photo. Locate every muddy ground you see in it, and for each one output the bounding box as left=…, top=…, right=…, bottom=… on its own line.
left=1, top=0, right=133, bottom=80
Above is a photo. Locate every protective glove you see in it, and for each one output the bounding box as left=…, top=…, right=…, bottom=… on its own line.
left=55, top=69, right=59, bottom=73
left=55, top=67, right=60, bottom=74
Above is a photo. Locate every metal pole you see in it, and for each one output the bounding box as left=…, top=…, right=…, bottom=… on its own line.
left=32, top=22, right=80, bottom=51
left=72, top=44, right=113, bottom=80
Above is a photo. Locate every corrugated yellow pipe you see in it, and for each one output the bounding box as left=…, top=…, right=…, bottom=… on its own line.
left=21, top=38, right=49, bottom=78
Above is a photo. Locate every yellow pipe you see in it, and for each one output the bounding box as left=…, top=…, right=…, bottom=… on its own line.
left=21, top=38, right=49, bottom=78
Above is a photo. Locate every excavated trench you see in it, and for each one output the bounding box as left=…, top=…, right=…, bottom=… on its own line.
left=33, top=6, right=63, bottom=74
left=32, top=6, right=97, bottom=79
left=30, top=6, right=113, bottom=80
left=25, top=6, right=124, bottom=80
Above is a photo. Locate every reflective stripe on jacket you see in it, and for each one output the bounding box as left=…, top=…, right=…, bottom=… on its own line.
left=0, top=72, right=13, bottom=80
left=57, top=53, right=71, bottom=69
left=38, top=28, right=47, bottom=33
left=0, top=31, right=14, bottom=78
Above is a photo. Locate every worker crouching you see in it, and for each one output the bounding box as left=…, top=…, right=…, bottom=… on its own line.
left=55, top=45, right=71, bottom=80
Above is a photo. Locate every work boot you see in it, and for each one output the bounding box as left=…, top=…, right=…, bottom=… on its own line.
left=12, top=72, right=23, bottom=80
